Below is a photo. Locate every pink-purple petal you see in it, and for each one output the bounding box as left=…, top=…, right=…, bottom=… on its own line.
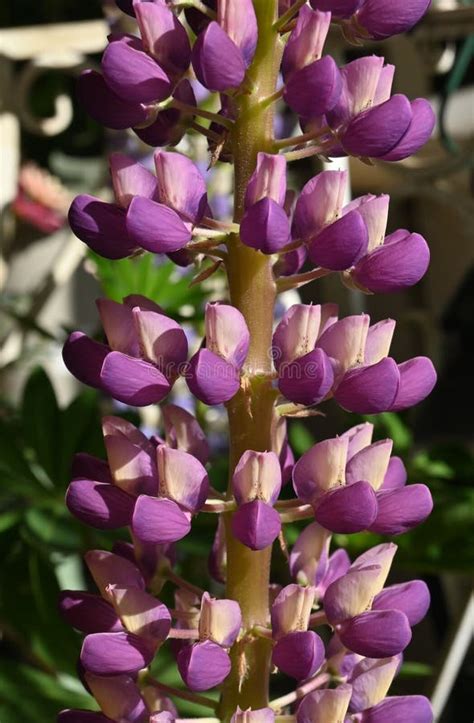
left=68, top=195, right=136, bottom=259
left=192, top=22, right=246, bottom=92
left=177, top=640, right=232, bottom=691
left=314, top=481, right=378, bottom=533
left=370, top=484, right=433, bottom=535
left=334, top=358, right=400, bottom=414
left=186, top=349, right=240, bottom=405
left=272, top=630, right=325, bottom=680
left=339, top=609, right=412, bottom=658
left=66, top=479, right=135, bottom=529
left=231, top=500, right=281, bottom=551
left=126, top=197, right=191, bottom=253
left=390, top=357, right=437, bottom=412
left=100, top=351, right=171, bottom=406
left=80, top=631, right=155, bottom=675
left=309, top=209, right=368, bottom=270
left=278, top=348, right=334, bottom=406
left=102, top=39, right=171, bottom=103
left=132, top=495, right=191, bottom=544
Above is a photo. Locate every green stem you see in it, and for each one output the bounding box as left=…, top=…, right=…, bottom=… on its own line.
left=218, top=2, right=283, bottom=719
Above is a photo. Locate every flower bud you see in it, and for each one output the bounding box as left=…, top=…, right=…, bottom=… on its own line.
left=271, top=584, right=315, bottom=639
left=232, top=450, right=282, bottom=506
left=199, top=592, right=242, bottom=647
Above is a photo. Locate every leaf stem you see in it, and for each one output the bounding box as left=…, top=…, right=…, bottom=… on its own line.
left=273, top=0, right=307, bottom=32
left=172, top=99, right=234, bottom=130
left=277, top=267, right=331, bottom=292
left=165, top=569, right=205, bottom=597
left=145, top=675, right=218, bottom=710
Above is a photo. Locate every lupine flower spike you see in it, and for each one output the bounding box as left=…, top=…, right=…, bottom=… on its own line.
left=60, top=1, right=436, bottom=721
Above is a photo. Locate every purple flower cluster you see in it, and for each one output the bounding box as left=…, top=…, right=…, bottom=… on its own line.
left=60, top=0, right=436, bottom=721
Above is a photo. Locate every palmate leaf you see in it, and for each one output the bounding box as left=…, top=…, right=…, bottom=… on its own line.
left=90, top=253, right=209, bottom=319
left=21, top=367, right=60, bottom=483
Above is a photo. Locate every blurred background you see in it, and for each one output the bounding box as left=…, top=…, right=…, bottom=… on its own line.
left=0, top=1, right=473, bottom=721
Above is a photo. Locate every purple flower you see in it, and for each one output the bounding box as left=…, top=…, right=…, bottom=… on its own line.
left=199, top=592, right=242, bottom=647
left=358, top=695, right=433, bottom=722
left=63, top=296, right=188, bottom=406
left=187, top=303, right=249, bottom=405
left=356, top=0, right=432, bottom=40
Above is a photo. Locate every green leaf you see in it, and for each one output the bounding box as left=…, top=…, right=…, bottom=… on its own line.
left=289, top=421, right=314, bottom=455
left=0, top=662, right=94, bottom=721
left=24, top=508, right=82, bottom=551
left=58, top=388, right=104, bottom=486
left=90, top=254, right=208, bottom=319
left=21, top=368, right=60, bottom=483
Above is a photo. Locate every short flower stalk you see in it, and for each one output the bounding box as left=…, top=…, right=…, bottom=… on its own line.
left=60, top=1, right=436, bottom=722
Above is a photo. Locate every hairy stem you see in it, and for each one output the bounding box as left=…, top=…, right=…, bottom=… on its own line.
left=218, top=1, right=283, bottom=718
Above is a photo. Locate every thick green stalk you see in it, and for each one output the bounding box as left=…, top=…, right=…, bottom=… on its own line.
left=219, top=1, right=283, bottom=718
